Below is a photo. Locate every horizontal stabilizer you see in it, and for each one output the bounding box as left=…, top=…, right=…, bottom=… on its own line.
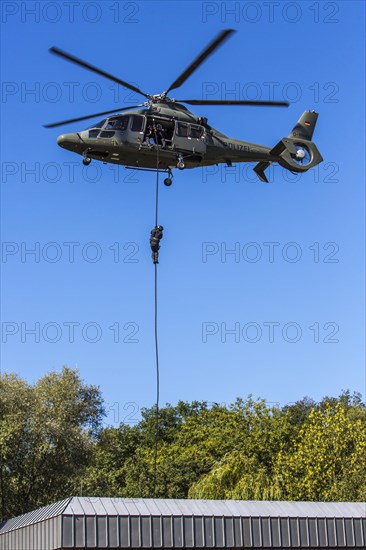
left=269, top=140, right=286, bottom=157
left=270, top=138, right=297, bottom=157
left=253, top=161, right=271, bottom=183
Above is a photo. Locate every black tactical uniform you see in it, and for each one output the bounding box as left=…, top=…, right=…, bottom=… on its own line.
left=145, top=125, right=155, bottom=145
left=156, top=124, right=166, bottom=147
left=150, top=225, right=164, bottom=264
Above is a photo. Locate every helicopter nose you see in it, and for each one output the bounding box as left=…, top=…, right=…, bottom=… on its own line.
left=57, top=133, right=80, bottom=150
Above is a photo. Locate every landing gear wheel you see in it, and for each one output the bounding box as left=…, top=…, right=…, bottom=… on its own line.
left=164, top=177, right=173, bottom=186
left=83, top=157, right=91, bottom=166
left=177, top=154, right=185, bottom=170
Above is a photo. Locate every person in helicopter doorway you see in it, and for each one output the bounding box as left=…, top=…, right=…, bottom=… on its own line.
left=144, top=124, right=155, bottom=145
left=155, top=123, right=166, bottom=148
left=150, top=225, right=164, bottom=264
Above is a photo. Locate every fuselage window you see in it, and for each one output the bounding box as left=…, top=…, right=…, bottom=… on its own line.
left=131, top=115, right=144, bottom=132
left=114, top=116, right=129, bottom=130
left=190, top=125, right=203, bottom=139
left=99, top=131, right=115, bottom=138
left=89, top=129, right=100, bottom=138
left=177, top=122, right=189, bottom=137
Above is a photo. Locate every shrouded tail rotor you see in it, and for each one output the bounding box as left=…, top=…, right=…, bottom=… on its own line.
left=292, top=144, right=312, bottom=166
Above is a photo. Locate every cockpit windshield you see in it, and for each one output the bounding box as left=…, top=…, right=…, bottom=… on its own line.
left=87, top=119, right=106, bottom=130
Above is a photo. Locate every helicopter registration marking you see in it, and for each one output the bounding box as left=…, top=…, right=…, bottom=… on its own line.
left=228, top=143, right=250, bottom=152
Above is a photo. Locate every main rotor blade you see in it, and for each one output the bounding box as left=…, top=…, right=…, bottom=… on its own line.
left=43, top=105, right=143, bottom=128
left=49, top=47, right=149, bottom=98
left=165, top=29, right=235, bottom=95
left=176, top=99, right=289, bottom=106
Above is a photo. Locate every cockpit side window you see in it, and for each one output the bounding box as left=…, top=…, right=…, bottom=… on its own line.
left=176, top=122, right=189, bottom=137
left=105, top=120, right=116, bottom=129
left=131, top=115, right=144, bottom=132
left=113, top=116, right=129, bottom=130
left=190, top=125, right=203, bottom=139
left=105, top=116, right=130, bottom=130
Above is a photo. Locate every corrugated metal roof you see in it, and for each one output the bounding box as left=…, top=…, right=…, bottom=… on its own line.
left=62, top=497, right=366, bottom=518
left=0, top=497, right=71, bottom=534
left=1, top=497, right=365, bottom=550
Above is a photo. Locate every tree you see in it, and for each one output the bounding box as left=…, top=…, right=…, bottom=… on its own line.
left=188, top=394, right=366, bottom=502
left=79, top=423, right=141, bottom=496
left=0, top=367, right=104, bottom=520
left=275, top=401, right=366, bottom=501
left=188, top=398, right=288, bottom=500
left=80, top=400, right=220, bottom=498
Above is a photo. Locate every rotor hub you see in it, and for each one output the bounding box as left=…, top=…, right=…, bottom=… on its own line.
left=296, top=148, right=306, bottom=159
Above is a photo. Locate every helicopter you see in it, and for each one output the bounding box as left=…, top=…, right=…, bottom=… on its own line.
left=44, top=29, right=323, bottom=186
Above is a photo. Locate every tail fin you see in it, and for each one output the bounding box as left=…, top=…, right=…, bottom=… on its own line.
left=290, top=110, right=318, bottom=141
left=254, top=111, right=323, bottom=182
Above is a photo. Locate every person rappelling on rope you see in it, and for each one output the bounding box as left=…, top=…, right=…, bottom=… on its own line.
left=150, top=225, right=164, bottom=264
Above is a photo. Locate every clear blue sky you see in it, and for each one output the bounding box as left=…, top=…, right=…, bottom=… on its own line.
left=1, top=1, right=365, bottom=425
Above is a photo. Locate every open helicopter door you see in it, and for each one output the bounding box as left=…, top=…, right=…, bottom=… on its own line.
left=173, top=122, right=206, bottom=157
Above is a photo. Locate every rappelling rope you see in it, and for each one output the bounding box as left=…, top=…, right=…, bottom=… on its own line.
left=152, top=123, right=160, bottom=496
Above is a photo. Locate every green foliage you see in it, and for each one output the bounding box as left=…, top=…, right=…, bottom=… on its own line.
left=1, top=366, right=365, bottom=523
left=0, top=367, right=104, bottom=520
left=190, top=392, right=366, bottom=503
left=188, top=399, right=288, bottom=500
left=276, top=400, right=366, bottom=501
left=79, top=391, right=365, bottom=503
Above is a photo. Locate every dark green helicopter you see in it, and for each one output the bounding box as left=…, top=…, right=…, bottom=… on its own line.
left=45, top=29, right=322, bottom=185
